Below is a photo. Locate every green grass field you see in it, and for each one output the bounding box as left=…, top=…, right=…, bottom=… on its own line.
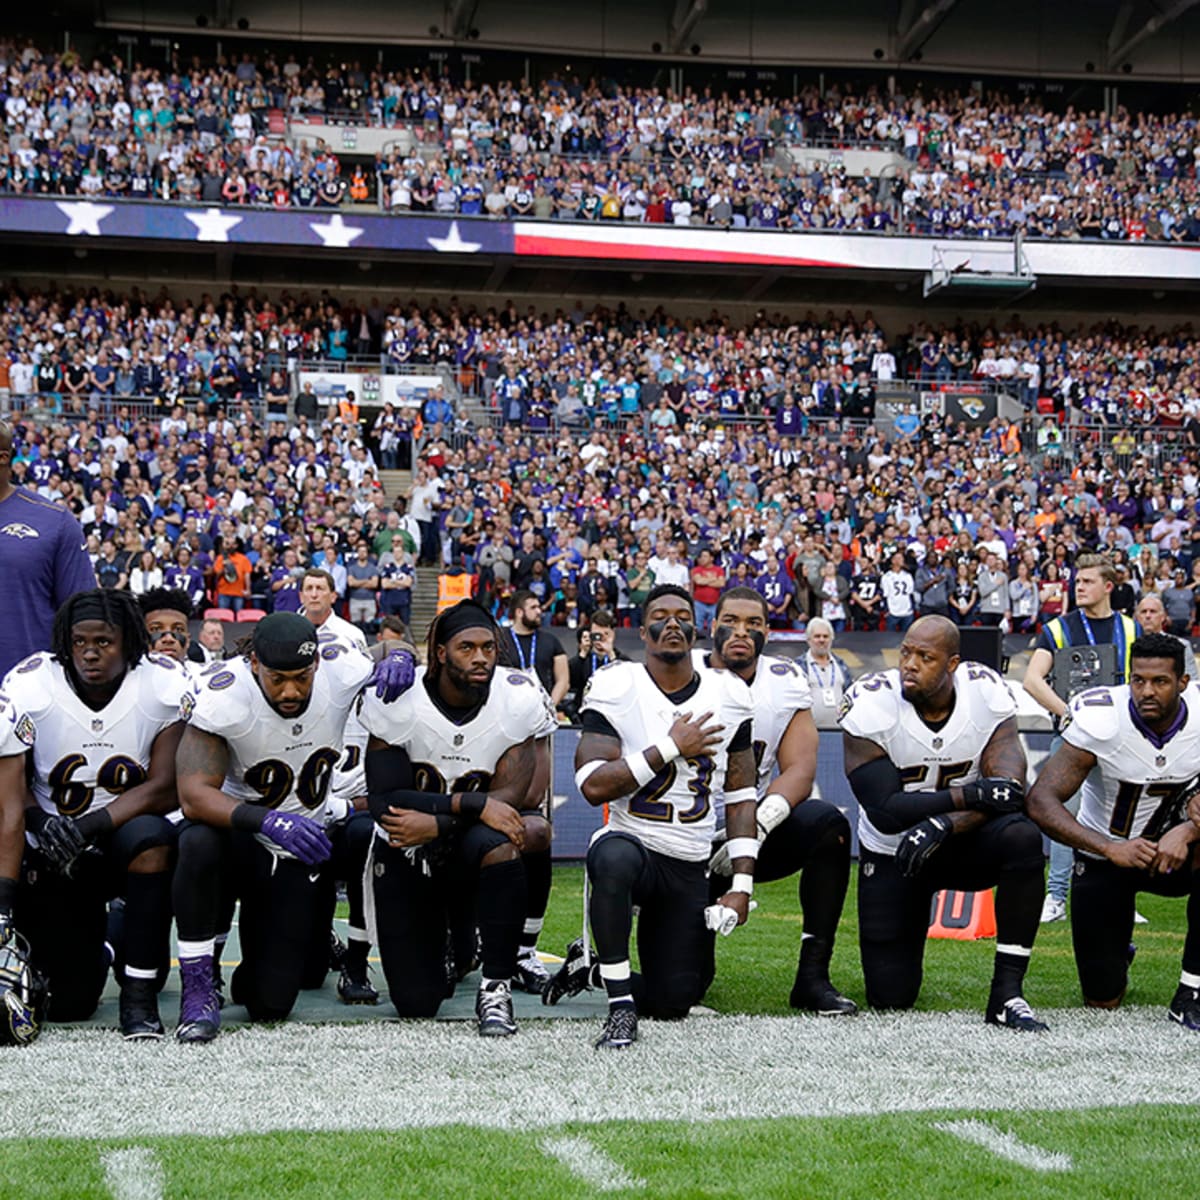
left=2, top=864, right=1198, bottom=1200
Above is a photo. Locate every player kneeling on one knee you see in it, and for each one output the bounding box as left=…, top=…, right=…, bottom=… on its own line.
left=840, top=615, right=1048, bottom=1031
left=1027, top=632, right=1200, bottom=1031
left=0, top=589, right=188, bottom=1041
left=566, top=585, right=758, bottom=1049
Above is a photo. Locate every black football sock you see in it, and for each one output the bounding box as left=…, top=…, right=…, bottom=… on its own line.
left=1181, top=885, right=1200, bottom=981
left=477, top=858, right=526, bottom=981
left=796, top=821, right=851, bottom=978
left=124, top=870, right=173, bottom=978
left=520, top=847, right=552, bottom=954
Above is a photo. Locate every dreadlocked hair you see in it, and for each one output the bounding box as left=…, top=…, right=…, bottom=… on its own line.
left=425, top=599, right=497, bottom=681
left=52, top=588, right=151, bottom=675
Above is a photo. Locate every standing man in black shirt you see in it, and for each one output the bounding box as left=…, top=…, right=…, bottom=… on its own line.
left=505, top=590, right=569, bottom=717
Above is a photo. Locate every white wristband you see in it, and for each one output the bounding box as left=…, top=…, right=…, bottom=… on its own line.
left=574, top=760, right=605, bottom=792
left=724, top=837, right=760, bottom=862
left=655, top=735, right=681, bottom=765
left=730, top=872, right=755, bottom=896
left=757, top=793, right=792, bottom=837
left=625, top=751, right=656, bottom=788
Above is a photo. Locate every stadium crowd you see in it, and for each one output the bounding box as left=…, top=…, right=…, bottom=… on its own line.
left=2, top=38, right=1200, bottom=239
left=2, top=285, right=1200, bottom=649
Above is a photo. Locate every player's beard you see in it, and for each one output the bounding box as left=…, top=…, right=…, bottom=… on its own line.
left=443, top=658, right=493, bottom=707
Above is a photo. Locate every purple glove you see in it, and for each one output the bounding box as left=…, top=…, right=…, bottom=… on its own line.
left=371, top=648, right=417, bottom=702
left=259, top=811, right=332, bottom=866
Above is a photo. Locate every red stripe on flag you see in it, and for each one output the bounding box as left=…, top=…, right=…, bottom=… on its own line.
left=513, top=232, right=848, bottom=268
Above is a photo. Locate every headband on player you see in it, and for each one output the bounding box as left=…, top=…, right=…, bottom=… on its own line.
left=252, top=612, right=319, bottom=671
left=435, top=601, right=494, bottom=646
left=68, top=592, right=119, bottom=626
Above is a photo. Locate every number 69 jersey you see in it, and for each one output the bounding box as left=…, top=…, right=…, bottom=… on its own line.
left=1063, top=684, right=1200, bottom=845
left=358, top=667, right=557, bottom=800
left=838, top=663, right=1017, bottom=855
left=184, top=645, right=372, bottom=823
left=582, top=661, right=755, bottom=863
left=0, top=652, right=192, bottom=818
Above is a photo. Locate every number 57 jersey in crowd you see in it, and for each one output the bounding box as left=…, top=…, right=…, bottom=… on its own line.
left=581, top=660, right=754, bottom=862
left=0, top=652, right=192, bottom=818
left=184, top=645, right=372, bottom=828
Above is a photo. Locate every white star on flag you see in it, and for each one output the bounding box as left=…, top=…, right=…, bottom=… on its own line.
left=56, top=200, right=115, bottom=236
left=309, top=213, right=365, bottom=248
left=185, top=208, right=244, bottom=243
left=426, top=221, right=482, bottom=253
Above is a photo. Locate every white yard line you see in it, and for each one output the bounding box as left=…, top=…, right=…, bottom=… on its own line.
left=935, top=1119, right=1073, bottom=1172
left=101, top=1147, right=164, bottom=1200
left=1, top=1008, right=1198, bottom=1140
left=540, top=1135, right=646, bottom=1192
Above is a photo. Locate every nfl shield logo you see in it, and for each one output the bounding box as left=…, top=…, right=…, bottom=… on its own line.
left=91, top=719, right=103, bottom=733
left=1156, top=755, right=1166, bottom=768
left=453, top=734, right=464, bottom=747
left=932, top=736, right=943, bottom=750
left=292, top=724, right=303, bottom=736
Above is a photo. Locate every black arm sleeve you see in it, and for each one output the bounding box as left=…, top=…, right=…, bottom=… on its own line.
left=847, top=757, right=957, bottom=835
left=581, top=709, right=620, bottom=738
left=366, top=744, right=441, bottom=821
left=728, top=718, right=752, bottom=754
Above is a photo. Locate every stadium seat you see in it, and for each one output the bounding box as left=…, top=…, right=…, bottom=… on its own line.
left=203, top=609, right=235, bottom=622
left=238, top=608, right=268, bottom=623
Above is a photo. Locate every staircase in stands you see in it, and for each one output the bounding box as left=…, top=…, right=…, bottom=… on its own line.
left=377, top=466, right=440, bottom=644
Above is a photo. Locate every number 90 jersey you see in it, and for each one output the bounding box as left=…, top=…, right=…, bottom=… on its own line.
left=838, top=663, right=1017, bottom=855
left=0, top=652, right=192, bottom=818
left=184, top=645, right=372, bottom=822
left=1063, top=683, right=1200, bottom=845
left=583, top=661, right=755, bottom=862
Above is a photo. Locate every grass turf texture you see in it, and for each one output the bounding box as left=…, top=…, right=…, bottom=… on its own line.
left=3, top=1105, right=1199, bottom=1199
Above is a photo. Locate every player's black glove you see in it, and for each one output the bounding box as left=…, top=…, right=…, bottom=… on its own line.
left=895, top=814, right=953, bottom=878
left=0, top=909, right=13, bottom=949
left=962, top=776, right=1025, bottom=816
left=37, top=815, right=99, bottom=877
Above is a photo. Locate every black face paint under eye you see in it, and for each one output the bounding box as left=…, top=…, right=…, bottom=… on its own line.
left=648, top=619, right=695, bottom=645
left=714, top=626, right=765, bottom=657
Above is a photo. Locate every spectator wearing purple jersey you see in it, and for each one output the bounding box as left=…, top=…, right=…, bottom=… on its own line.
left=0, top=419, right=97, bottom=678
left=756, top=553, right=796, bottom=629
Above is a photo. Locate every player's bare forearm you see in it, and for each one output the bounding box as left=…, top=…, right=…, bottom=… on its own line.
left=979, top=717, right=1027, bottom=785
left=774, top=710, right=818, bottom=807
left=723, top=747, right=759, bottom=873
left=176, top=724, right=234, bottom=824
left=1026, top=742, right=1108, bottom=854
left=105, top=722, right=184, bottom=825
left=0, top=755, right=28, bottom=882
left=575, top=730, right=651, bottom=805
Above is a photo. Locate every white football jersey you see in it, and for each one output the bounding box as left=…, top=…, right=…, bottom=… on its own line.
left=1063, top=683, right=1200, bottom=846
left=184, top=644, right=372, bottom=839
left=839, top=662, right=1017, bottom=855
left=315, top=616, right=372, bottom=810
left=359, top=667, right=557, bottom=810
left=582, top=660, right=755, bottom=862
left=0, top=652, right=192, bottom=819
left=693, top=649, right=812, bottom=807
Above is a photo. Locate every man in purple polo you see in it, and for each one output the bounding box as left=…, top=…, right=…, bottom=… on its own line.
left=0, top=421, right=97, bottom=679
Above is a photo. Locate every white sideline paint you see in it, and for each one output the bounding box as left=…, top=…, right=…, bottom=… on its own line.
left=3, top=1008, right=1200, bottom=1140
left=541, top=1135, right=645, bottom=1192
left=934, top=1120, right=1073, bottom=1172
left=101, top=1147, right=164, bottom=1200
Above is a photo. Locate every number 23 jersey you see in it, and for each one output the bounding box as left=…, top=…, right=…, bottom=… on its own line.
left=1063, top=683, right=1200, bottom=844
left=582, top=661, right=754, bottom=862
left=184, top=646, right=371, bottom=820
left=838, top=663, right=1016, bottom=855
left=0, top=652, right=192, bottom=818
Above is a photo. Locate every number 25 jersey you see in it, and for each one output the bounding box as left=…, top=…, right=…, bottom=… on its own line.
left=838, top=663, right=1017, bottom=855
left=582, top=661, right=754, bottom=862
left=0, top=652, right=192, bottom=818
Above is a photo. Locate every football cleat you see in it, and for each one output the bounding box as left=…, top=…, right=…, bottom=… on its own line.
left=986, top=995, right=1049, bottom=1033
left=337, top=964, right=380, bottom=1006
left=542, top=937, right=599, bottom=1006
left=594, top=1005, right=638, bottom=1050
left=1168, top=985, right=1200, bottom=1031
left=512, top=950, right=551, bottom=995
left=176, top=959, right=221, bottom=1044
left=476, top=979, right=518, bottom=1037
left=1040, top=895, right=1067, bottom=923
left=119, top=978, right=164, bottom=1041
left=328, top=930, right=348, bottom=973
left=790, top=976, right=859, bottom=1016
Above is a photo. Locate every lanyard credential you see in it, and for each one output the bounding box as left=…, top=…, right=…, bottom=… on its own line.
left=515, top=632, right=538, bottom=672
